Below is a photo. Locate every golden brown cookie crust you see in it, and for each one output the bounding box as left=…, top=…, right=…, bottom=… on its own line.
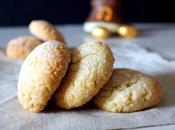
left=18, top=40, right=70, bottom=112
left=6, top=36, right=42, bottom=60
left=54, top=41, right=115, bottom=109
left=29, top=20, right=65, bottom=43
left=94, top=68, right=162, bottom=113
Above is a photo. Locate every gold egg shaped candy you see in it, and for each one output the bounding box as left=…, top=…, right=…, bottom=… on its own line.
left=91, top=27, right=110, bottom=39
left=118, top=25, right=139, bottom=38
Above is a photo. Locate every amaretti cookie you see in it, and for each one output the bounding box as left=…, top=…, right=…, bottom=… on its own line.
left=54, top=41, right=114, bottom=109
left=94, top=68, right=162, bottom=113
left=18, top=40, right=70, bottom=112
left=29, top=20, right=65, bottom=43
left=6, top=36, right=42, bottom=60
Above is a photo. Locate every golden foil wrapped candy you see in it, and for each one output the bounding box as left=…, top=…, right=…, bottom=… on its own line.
left=91, top=27, right=110, bottom=39
left=118, top=25, right=139, bottom=38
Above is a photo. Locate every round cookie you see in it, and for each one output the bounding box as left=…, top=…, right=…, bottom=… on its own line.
left=54, top=41, right=114, bottom=109
left=18, top=40, right=70, bottom=112
left=29, top=20, right=65, bottom=43
left=6, top=36, right=42, bottom=60
left=94, top=68, right=162, bottom=113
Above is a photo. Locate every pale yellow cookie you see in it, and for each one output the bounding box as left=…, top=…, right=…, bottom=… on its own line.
left=18, top=40, right=70, bottom=112
left=6, top=36, right=42, bottom=60
left=54, top=41, right=114, bottom=109
left=29, top=20, right=65, bottom=43
left=94, top=68, right=162, bottom=113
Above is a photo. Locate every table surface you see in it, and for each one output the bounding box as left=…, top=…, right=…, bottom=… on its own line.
left=0, top=24, right=175, bottom=130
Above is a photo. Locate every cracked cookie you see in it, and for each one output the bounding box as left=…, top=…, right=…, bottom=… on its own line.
left=6, top=36, right=42, bottom=60
left=54, top=41, right=114, bottom=109
left=94, top=68, right=162, bottom=113
left=29, top=20, right=65, bottom=43
left=18, top=40, right=70, bottom=112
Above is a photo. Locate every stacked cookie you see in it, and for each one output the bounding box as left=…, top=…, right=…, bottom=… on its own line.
left=13, top=20, right=162, bottom=113
left=94, top=69, right=162, bottom=112
left=18, top=40, right=114, bottom=112
left=6, top=20, right=65, bottom=60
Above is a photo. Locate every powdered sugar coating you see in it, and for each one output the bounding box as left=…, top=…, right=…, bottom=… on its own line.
left=18, top=40, right=70, bottom=112
left=54, top=41, right=114, bottom=109
left=94, top=68, right=162, bottom=113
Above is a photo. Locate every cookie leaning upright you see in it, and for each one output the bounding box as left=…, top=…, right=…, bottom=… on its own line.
left=54, top=41, right=115, bottom=109
left=29, top=20, right=65, bottom=43
left=94, top=68, right=162, bottom=113
left=18, top=41, right=70, bottom=112
left=6, top=36, right=42, bottom=60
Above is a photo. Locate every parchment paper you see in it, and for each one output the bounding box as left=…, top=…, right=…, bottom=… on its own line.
left=0, top=43, right=175, bottom=130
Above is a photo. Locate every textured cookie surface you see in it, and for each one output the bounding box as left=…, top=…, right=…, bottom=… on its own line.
left=29, top=20, right=65, bottom=42
left=18, top=41, right=69, bottom=112
left=94, top=68, right=162, bottom=113
left=6, top=36, right=42, bottom=60
left=54, top=41, right=114, bottom=109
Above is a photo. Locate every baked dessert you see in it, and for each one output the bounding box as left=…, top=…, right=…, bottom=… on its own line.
left=94, top=68, right=162, bottom=113
left=6, top=36, right=42, bottom=60
left=54, top=41, right=114, bottom=109
left=18, top=40, right=70, bottom=112
left=29, top=20, right=65, bottom=43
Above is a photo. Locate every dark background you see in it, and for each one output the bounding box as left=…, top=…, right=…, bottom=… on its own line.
left=0, top=0, right=174, bottom=26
